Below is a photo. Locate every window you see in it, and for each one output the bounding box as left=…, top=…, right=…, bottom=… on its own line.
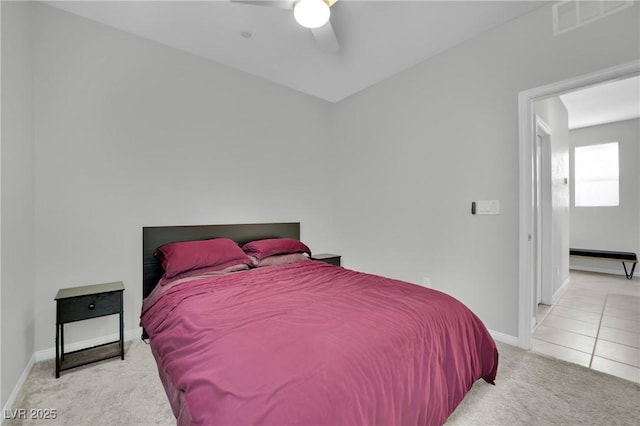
left=574, top=142, right=619, bottom=207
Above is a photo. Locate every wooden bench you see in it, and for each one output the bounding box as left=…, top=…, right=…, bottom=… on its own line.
left=570, top=248, right=637, bottom=280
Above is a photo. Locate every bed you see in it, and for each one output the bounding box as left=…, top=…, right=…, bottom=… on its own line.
left=140, top=222, right=498, bottom=426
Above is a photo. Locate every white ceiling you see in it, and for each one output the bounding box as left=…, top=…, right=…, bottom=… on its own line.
left=560, top=76, right=640, bottom=130
left=44, top=0, right=546, bottom=103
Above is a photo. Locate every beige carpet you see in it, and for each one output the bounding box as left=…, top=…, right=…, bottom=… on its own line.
left=448, top=342, right=639, bottom=425
left=5, top=340, right=174, bottom=426
left=6, top=340, right=639, bottom=425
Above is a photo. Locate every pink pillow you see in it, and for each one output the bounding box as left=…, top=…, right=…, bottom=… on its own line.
left=155, top=238, right=252, bottom=279
left=253, top=253, right=310, bottom=268
left=242, top=238, right=311, bottom=260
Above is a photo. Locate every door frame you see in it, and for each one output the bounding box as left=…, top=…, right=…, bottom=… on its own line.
left=517, top=60, right=639, bottom=349
left=534, top=116, right=553, bottom=313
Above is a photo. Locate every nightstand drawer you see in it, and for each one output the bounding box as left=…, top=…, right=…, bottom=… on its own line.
left=57, top=292, right=121, bottom=323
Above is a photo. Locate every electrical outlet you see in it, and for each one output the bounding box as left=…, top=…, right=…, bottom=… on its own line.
left=422, top=277, right=431, bottom=287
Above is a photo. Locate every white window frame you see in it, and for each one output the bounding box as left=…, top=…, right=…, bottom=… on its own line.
left=574, top=142, right=620, bottom=207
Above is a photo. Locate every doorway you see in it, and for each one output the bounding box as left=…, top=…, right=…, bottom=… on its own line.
left=517, top=60, right=640, bottom=350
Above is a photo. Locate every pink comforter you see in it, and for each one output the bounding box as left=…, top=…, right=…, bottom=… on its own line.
left=141, top=261, right=498, bottom=426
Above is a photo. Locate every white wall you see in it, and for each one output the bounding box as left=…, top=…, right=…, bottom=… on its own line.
left=534, top=96, right=571, bottom=297
left=1, top=0, right=36, bottom=409
left=569, top=118, right=640, bottom=275
left=31, top=3, right=336, bottom=352
left=330, top=3, right=639, bottom=337
left=9, top=0, right=640, bottom=365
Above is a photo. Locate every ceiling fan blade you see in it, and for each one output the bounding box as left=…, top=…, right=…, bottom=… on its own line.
left=310, top=20, right=339, bottom=53
left=230, top=0, right=294, bottom=11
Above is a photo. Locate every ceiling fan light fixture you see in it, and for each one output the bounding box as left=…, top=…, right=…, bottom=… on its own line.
left=294, top=0, right=330, bottom=29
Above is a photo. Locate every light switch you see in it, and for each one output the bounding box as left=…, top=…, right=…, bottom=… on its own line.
left=476, top=200, right=499, bottom=215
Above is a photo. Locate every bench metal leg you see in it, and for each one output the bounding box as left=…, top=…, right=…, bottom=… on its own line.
left=622, top=262, right=636, bottom=280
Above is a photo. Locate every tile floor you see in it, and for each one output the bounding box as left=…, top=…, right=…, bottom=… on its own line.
left=532, top=270, right=640, bottom=384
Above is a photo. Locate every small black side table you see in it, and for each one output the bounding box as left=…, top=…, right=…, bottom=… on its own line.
left=55, top=281, right=125, bottom=378
left=311, top=253, right=341, bottom=266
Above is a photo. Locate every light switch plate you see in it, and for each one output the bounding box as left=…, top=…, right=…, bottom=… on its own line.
left=476, top=200, right=499, bottom=215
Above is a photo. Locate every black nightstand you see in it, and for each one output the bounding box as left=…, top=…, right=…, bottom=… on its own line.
left=55, top=281, right=125, bottom=378
left=311, top=253, right=341, bottom=266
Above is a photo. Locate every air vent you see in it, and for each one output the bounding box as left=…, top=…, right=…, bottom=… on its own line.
left=553, top=0, right=634, bottom=35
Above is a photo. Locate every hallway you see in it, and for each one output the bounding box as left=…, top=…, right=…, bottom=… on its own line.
left=532, top=270, right=639, bottom=383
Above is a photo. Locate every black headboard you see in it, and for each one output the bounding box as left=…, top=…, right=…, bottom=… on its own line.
left=142, top=222, right=300, bottom=300
left=141, top=222, right=300, bottom=340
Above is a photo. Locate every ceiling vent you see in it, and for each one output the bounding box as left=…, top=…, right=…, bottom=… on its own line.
left=553, top=0, right=634, bottom=35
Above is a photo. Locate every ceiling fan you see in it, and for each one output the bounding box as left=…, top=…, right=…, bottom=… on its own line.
left=231, top=0, right=340, bottom=53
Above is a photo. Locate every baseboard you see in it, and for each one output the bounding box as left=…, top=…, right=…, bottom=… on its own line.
left=1, top=353, right=35, bottom=421
left=34, top=327, right=143, bottom=362
left=488, top=329, right=519, bottom=347
left=552, top=277, right=571, bottom=305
